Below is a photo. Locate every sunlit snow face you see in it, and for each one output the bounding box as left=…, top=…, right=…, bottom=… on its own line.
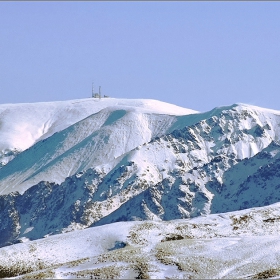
left=1, top=99, right=280, bottom=279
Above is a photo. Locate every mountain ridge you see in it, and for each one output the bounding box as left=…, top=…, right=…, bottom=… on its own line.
left=1, top=98, right=280, bottom=248
left=0, top=98, right=197, bottom=169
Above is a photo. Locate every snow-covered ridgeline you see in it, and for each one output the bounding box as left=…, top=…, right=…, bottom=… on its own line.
left=0, top=98, right=196, bottom=168
left=0, top=99, right=198, bottom=194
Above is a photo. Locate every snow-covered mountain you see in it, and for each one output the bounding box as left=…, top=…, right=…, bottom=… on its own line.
left=1, top=97, right=280, bottom=278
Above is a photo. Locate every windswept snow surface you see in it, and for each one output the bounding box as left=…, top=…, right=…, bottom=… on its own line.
left=0, top=98, right=197, bottom=194
left=0, top=98, right=195, bottom=167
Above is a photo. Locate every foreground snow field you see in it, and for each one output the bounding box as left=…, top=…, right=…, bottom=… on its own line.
left=2, top=203, right=280, bottom=279
left=1, top=97, right=280, bottom=279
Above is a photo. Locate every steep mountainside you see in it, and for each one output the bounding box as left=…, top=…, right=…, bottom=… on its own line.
left=0, top=106, right=198, bottom=195
left=1, top=100, right=280, bottom=248
left=0, top=98, right=195, bottom=169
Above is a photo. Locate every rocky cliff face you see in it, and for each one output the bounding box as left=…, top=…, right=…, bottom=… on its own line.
left=1, top=101, right=280, bottom=247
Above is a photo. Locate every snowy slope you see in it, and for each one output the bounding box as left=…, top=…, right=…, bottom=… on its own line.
left=2, top=203, right=280, bottom=279
left=0, top=98, right=196, bottom=168
left=0, top=101, right=197, bottom=195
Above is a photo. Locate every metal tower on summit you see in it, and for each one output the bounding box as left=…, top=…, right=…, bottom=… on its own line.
left=92, top=82, right=100, bottom=99
left=91, top=82, right=109, bottom=98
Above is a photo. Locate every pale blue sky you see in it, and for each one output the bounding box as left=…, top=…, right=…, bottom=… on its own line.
left=1, top=1, right=280, bottom=112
